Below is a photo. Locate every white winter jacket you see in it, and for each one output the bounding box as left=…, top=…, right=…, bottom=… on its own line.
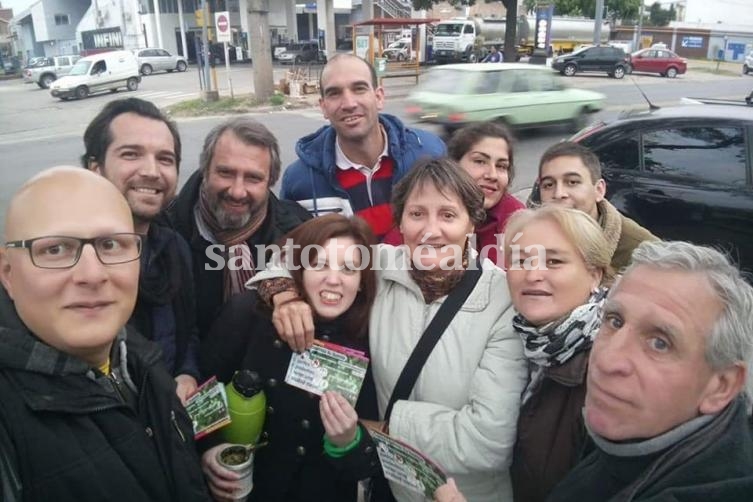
left=369, top=245, right=525, bottom=502
left=249, top=245, right=526, bottom=502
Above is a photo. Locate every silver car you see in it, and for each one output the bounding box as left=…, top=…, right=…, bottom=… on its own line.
left=134, top=48, right=188, bottom=76
left=744, top=51, right=753, bottom=75
left=23, top=55, right=81, bottom=88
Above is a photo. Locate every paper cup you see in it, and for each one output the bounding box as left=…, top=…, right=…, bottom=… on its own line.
left=217, top=445, right=254, bottom=500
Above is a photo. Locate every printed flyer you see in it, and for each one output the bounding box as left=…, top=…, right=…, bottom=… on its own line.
left=184, top=376, right=232, bottom=439
left=368, top=429, right=447, bottom=499
left=284, top=340, right=369, bottom=406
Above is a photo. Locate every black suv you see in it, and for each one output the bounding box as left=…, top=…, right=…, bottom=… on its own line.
left=552, top=46, right=631, bottom=79
left=573, top=104, right=753, bottom=277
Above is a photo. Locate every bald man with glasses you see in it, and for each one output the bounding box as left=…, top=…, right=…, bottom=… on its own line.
left=0, top=167, right=210, bottom=502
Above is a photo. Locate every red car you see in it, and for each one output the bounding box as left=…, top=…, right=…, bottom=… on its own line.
left=630, top=48, right=687, bottom=78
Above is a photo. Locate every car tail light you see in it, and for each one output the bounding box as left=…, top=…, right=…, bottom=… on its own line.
left=405, top=105, right=422, bottom=115
left=447, top=112, right=466, bottom=123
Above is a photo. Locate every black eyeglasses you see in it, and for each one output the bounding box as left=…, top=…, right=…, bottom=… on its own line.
left=4, top=233, right=143, bottom=269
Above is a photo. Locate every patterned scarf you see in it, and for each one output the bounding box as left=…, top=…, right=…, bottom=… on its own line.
left=197, top=186, right=266, bottom=300
left=513, top=288, right=607, bottom=404
left=409, top=245, right=471, bottom=304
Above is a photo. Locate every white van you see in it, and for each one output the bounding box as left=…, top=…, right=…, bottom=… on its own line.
left=50, top=50, right=141, bottom=100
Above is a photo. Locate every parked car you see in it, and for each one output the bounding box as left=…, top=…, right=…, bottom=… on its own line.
left=277, top=41, right=326, bottom=65
left=405, top=63, right=605, bottom=136
left=551, top=45, right=631, bottom=79
left=50, top=50, right=140, bottom=100
left=23, top=55, right=81, bottom=88
left=571, top=104, right=753, bottom=277
left=630, top=48, right=687, bottom=78
left=133, top=48, right=188, bottom=75
left=208, top=43, right=239, bottom=64
left=273, top=44, right=288, bottom=60
left=743, top=51, right=753, bottom=75
left=337, top=39, right=353, bottom=51
left=1, top=55, right=19, bottom=74
left=382, top=39, right=412, bottom=61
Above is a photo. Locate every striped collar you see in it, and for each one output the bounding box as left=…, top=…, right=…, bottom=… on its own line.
left=335, top=125, right=389, bottom=172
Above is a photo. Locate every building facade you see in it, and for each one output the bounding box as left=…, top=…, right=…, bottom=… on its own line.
left=10, top=0, right=366, bottom=62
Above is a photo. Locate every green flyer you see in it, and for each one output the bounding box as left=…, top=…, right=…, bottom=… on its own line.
left=184, top=376, right=231, bottom=439
left=284, top=340, right=369, bottom=406
left=369, top=429, right=448, bottom=500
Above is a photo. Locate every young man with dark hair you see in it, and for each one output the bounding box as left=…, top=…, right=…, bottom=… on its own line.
left=282, top=54, right=446, bottom=240
left=83, top=97, right=200, bottom=402
left=535, top=141, right=656, bottom=272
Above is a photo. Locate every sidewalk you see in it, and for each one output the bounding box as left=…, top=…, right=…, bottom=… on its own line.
left=685, top=58, right=742, bottom=76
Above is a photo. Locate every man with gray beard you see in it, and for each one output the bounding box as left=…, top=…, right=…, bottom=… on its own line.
left=167, top=118, right=310, bottom=340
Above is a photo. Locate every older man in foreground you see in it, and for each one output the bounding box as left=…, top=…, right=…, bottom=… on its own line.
left=437, top=240, right=753, bottom=502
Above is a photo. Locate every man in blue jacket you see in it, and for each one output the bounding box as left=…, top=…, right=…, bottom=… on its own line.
left=281, top=54, right=446, bottom=240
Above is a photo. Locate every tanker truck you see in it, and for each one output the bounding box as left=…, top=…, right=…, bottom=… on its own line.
left=431, top=16, right=610, bottom=64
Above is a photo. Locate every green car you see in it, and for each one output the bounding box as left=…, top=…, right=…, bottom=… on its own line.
left=406, top=63, right=606, bottom=135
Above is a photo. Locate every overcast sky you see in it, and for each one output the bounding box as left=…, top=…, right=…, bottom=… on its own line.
left=2, top=0, right=36, bottom=15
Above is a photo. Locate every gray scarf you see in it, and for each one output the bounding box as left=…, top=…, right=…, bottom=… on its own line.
left=513, top=288, right=607, bottom=404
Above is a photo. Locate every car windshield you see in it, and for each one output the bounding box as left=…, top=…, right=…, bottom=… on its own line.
left=569, top=46, right=590, bottom=56
left=68, top=60, right=92, bottom=76
left=417, top=69, right=476, bottom=94
left=436, top=23, right=463, bottom=36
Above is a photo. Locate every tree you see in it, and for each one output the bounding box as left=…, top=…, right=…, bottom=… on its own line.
left=647, top=2, right=676, bottom=26
left=412, top=0, right=509, bottom=12
left=413, top=0, right=476, bottom=9
left=520, top=0, right=639, bottom=21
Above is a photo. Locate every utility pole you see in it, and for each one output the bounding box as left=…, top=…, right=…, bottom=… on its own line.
left=201, top=0, right=218, bottom=101
left=152, top=0, right=163, bottom=49
left=594, top=0, right=604, bottom=45
left=248, top=0, right=274, bottom=101
left=177, top=0, right=188, bottom=58
left=502, top=0, right=518, bottom=64
left=636, top=0, right=645, bottom=50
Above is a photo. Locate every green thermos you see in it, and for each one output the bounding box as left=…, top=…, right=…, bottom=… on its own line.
left=222, top=370, right=267, bottom=445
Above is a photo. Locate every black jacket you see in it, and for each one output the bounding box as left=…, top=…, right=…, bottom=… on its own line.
left=511, top=351, right=589, bottom=502
left=200, top=290, right=382, bottom=502
left=0, top=287, right=210, bottom=502
left=548, top=397, right=753, bottom=502
left=165, top=170, right=311, bottom=340
left=129, top=222, right=200, bottom=378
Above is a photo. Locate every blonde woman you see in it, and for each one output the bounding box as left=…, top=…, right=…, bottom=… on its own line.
left=436, top=206, right=612, bottom=502
left=504, top=206, right=612, bottom=502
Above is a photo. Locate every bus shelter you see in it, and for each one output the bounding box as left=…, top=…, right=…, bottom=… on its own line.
left=352, top=18, right=438, bottom=85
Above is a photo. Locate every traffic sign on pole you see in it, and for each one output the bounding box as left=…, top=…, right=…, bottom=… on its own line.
left=215, top=11, right=231, bottom=43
